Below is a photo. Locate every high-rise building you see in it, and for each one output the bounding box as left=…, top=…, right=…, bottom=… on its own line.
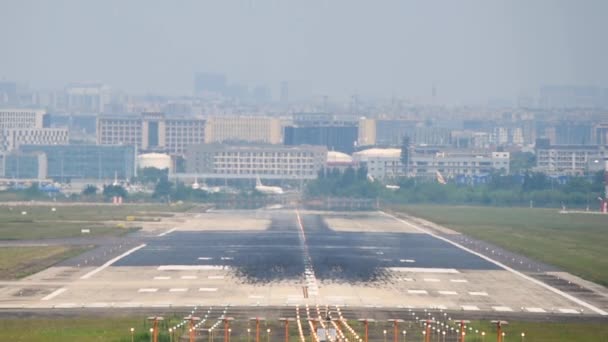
left=280, top=81, right=289, bottom=104
left=1, top=109, right=68, bottom=152
left=0, top=109, right=46, bottom=129
left=284, top=113, right=359, bottom=154
left=204, top=117, right=283, bottom=144
left=0, top=152, right=47, bottom=179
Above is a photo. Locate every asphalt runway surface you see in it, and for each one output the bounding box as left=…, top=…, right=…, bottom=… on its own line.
left=113, top=212, right=498, bottom=283
left=0, top=209, right=607, bottom=321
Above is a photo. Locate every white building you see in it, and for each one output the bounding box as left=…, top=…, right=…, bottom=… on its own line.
left=185, top=144, right=327, bottom=180
left=0, top=109, right=46, bottom=129
left=0, top=128, right=69, bottom=152
left=353, top=148, right=510, bottom=181
left=204, top=116, right=283, bottom=144
left=535, top=144, right=607, bottom=175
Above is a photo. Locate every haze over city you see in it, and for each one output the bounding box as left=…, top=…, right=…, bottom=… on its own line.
left=2, top=0, right=608, bottom=104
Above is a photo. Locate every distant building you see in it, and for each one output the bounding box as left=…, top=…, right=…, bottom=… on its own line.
left=540, top=85, right=608, bottom=109
left=326, top=151, right=356, bottom=172
left=65, top=83, right=110, bottom=113
left=0, top=109, right=68, bottom=152
left=594, top=123, right=608, bottom=145
left=284, top=113, right=358, bottom=154
left=0, top=152, right=47, bottom=179
left=185, top=144, right=327, bottom=180
left=97, top=113, right=205, bottom=155
left=352, top=148, right=510, bottom=180
left=0, top=128, right=69, bottom=152
left=0, top=109, right=47, bottom=129
left=357, top=118, right=451, bottom=147
left=19, top=144, right=136, bottom=181
left=204, top=117, right=283, bottom=144
left=535, top=142, right=607, bottom=175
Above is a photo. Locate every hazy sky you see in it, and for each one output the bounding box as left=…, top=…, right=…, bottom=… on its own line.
left=1, top=0, right=607, bottom=104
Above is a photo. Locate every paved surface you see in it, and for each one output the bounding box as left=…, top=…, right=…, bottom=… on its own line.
left=0, top=209, right=607, bottom=320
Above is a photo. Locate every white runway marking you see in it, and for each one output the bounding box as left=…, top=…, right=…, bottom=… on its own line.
left=296, top=209, right=320, bottom=297
left=398, top=277, right=414, bottom=282
left=462, top=305, right=480, bottom=311
left=199, top=288, right=218, bottom=292
left=158, top=265, right=223, bottom=271
left=423, top=278, right=441, bottom=282
left=438, top=291, right=458, bottom=295
left=208, top=275, right=224, bottom=279
left=400, top=259, right=416, bottom=263
left=41, top=288, right=66, bottom=301
left=157, top=228, right=177, bottom=237
left=181, top=275, right=197, bottom=280
left=381, top=211, right=608, bottom=316
left=153, top=276, right=171, bottom=280
left=169, top=288, right=188, bottom=292
left=388, top=267, right=459, bottom=273
left=408, top=290, right=428, bottom=294
left=220, top=257, right=234, bottom=260
left=492, top=306, right=513, bottom=312
left=80, top=244, right=146, bottom=279
left=198, top=257, right=213, bottom=260
left=249, top=295, right=264, bottom=299
left=525, top=307, right=546, bottom=313
left=450, top=279, right=468, bottom=283
left=469, top=291, right=489, bottom=296
left=138, top=288, right=158, bottom=293
left=559, top=308, right=580, bottom=314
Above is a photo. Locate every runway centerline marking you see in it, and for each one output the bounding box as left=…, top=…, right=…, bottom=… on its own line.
left=157, top=228, right=177, bottom=237
left=80, top=244, right=146, bottom=280
left=138, top=288, right=158, bottom=293
left=450, top=279, right=468, bottom=283
left=296, top=209, right=319, bottom=297
left=408, top=290, right=428, bottom=294
left=526, top=307, right=546, bottom=313
left=169, top=288, right=188, bottom=292
left=153, top=276, right=171, bottom=280
left=41, top=288, right=66, bottom=301
left=381, top=211, right=608, bottom=316
left=469, top=291, right=489, bottom=296
left=462, top=305, right=480, bottom=311
left=199, top=287, right=218, bottom=292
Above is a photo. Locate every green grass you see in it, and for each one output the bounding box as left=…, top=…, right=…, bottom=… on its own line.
left=0, top=317, right=606, bottom=342
left=392, top=205, right=608, bottom=286
left=0, top=204, right=191, bottom=240
left=0, top=245, right=91, bottom=279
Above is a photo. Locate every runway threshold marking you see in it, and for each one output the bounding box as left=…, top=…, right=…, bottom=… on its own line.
left=80, top=244, right=146, bottom=280
left=157, top=228, right=177, bottom=237
left=493, top=306, right=513, bottom=312
left=41, top=288, right=66, bottom=301
left=438, top=290, right=458, bottom=295
left=381, top=211, right=608, bottom=316
left=469, top=291, right=489, bottom=296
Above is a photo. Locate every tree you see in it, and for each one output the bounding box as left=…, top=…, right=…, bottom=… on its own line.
left=137, top=167, right=168, bottom=184
left=82, top=184, right=98, bottom=196
left=102, top=185, right=127, bottom=199
left=153, top=178, right=173, bottom=200
left=400, top=135, right=411, bottom=176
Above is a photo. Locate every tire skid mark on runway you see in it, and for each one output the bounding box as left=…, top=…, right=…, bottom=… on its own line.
left=381, top=211, right=608, bottom=316
left=296, top=209, right=319, bottom=297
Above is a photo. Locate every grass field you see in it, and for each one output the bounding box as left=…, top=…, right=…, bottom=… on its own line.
left=0, top=204, right=191, bottom=240
left=0, top=316, right=606, bottom=342
left=0, top=245, right=91, bottom=279
left=393, top=205, right=608, bottom=286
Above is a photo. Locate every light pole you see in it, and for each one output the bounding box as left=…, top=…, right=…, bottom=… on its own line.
left=502, top=332, right=506, bottom=342
left=267, top=328, right=271, bottom=342
left=248, top=328, right=251, bottom=342
left=130, top=328, right=135, bottom=342
left=228, top=328, right=232, bottom=342
left=441, top=331, right=445, bottom=342
left=521, top=332, right=525, bottom=342
left=149, top=328, right=154, bottom=342
left=481, top=331, right=485, bottom=342
left=169, top=328, right=173, bottom=342
left=383, top=329, right=387, bottom=342
left=402, top=330, right=407, bottom=342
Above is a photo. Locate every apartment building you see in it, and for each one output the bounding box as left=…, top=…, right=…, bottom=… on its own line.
left=535, top=142, right=607, bottom=175
left=1, top=109, right=68, bottom=152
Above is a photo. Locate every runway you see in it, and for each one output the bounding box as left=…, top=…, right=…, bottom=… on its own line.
left=0, top=209, right=606, bottom=319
